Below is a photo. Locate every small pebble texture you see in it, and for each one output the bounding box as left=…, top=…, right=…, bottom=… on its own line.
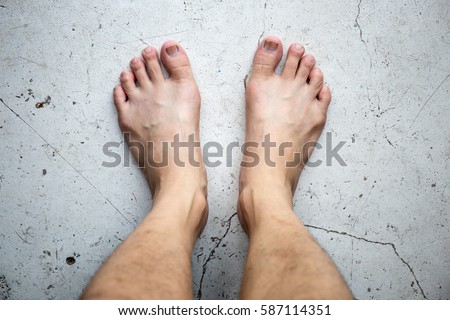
left=0, top=0, right=449, bottom=299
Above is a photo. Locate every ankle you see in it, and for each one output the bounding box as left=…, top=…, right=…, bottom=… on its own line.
left=239, top=165, right=299, bottom=194
left=237, top=183, right=295, bottom=234
left=146, top=166, right=207, bottom=197
left=151, top=186, right=208, bottom=238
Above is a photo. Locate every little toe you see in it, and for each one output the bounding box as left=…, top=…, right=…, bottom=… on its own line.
left=160, top=40, right=194, bottom=81
left=113, top=85, right=128, bottom=110
left=281, top=43, right=305, bottom=79
left=142, top=46, right=164, bottom=82
left=130, top=57, right=150, bottom=87
left=120, top=70, right=138, bottom=96
left=251, top=36, right=283, bottom=77
left=296, top=54, right=316, bottom=83
left=308, top=67, right=324, bottom=95
left=317, top=84, right=332, bottom=108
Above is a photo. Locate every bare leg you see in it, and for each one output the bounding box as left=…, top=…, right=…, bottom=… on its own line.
left=82, top=41, right=207, bottom=299
left=239, top=36, right=352, bottom=299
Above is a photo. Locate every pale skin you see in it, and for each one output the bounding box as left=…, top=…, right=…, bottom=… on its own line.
left=81, top=36, right=352, bottom=299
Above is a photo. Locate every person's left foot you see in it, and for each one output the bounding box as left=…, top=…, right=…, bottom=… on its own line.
left=113, top=41, right=207, bottom=235
left=238, top=36, right=331, bottom=233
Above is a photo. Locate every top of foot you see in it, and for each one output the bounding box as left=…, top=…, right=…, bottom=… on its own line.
left=113, top=40, right=207, bottom=235
left=239, top=36, right=331, bottom=231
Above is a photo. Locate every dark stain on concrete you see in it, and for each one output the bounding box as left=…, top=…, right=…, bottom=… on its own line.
left=35, top=96, right=51, bottom=109
left=0, top=275, right=11, bottom=300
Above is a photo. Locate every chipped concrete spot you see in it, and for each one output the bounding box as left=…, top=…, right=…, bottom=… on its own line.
left=35, top=96, right=51, bottom=109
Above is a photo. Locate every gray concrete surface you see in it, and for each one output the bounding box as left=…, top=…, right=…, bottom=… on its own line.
left=1, top=0, right=449, bottom=300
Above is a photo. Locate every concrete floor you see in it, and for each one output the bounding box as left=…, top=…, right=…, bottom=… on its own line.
left=1, top=0, right=449, bottom=300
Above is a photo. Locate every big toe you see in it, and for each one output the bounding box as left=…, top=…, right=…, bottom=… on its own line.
left=160, top=40, right=193, bottom=80
left=251, top=36, right=283, bottom=77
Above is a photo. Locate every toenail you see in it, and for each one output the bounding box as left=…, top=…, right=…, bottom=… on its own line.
left=144, top=47, right=152, bottom=54
left=166, top=45, right=179, bottom=56
left=264, top=40, right=278, bottom=52
left=294, top=43, right=303, bottom=51
left=131, top=57, right=138, bottom=64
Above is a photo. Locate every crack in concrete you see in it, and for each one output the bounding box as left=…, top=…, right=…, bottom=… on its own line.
left=257, top=30, right=265, bottom=46
left=243, top=73, right=249, bottom=89
left=354, top=0, right=364, bottom=44
left=305, top=224, right=427, bottom=299
left=355, top=0, right=373, bottom=69
left=408, top=73, right=450, bottom=130
left=243, top=31, right=265, bottom=89
left=19, top=56, right=48, bottom=69
left=259, top=1, right=267, bottom=44
left=0, top=98, right=133, bottom=227
left=196, top=212, right=237, bottom=299
left=14, top=231, right=31, bottom=244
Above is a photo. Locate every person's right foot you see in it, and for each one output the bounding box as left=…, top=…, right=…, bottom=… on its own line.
left=113, top=40, right=207, bottom=236
left=238, top=36, right=331, bottom=233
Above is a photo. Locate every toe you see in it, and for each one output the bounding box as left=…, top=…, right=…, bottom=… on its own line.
left=308, top=67, right=324, bottom=95
left=317, top=84, right=332, bottom=107
left=113, top=85, right=128, bottom=112
left=120, top=70, right=138, bottom=96
left=142, top=46, right=164, bottom=82
left=281, top=43, right=305, bottom=79
left=251, top=36, right=283, bottom=77
left=130, top=57, right=150, bottom=87
left=160, top=40, right=193, bottom=81
left=296, top=54, right=316, bottom=83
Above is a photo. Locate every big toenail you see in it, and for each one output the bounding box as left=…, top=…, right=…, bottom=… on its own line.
left=264, top=40, right=278, bottom=52
left=166, top=45, right=179, bottom=56
left=144, top=47, right=152, bottom=54
left=131, top=57, right=138, bottom=64
left=294, top=43, right=303, bottom=51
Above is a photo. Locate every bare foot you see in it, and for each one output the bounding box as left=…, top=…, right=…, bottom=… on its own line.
left=239, top=36, right=331, bottom=233
left=81, top=43, right=208, bottom=299
left=113, top=40, right=207, bottom=235
left=237, top=37, right=351, bottom=299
